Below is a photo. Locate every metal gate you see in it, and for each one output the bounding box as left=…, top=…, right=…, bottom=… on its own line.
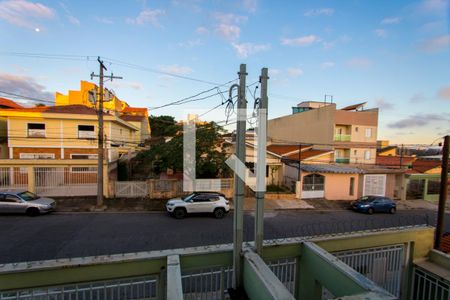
left=412, top=266, right=450, bottom=300
left=35, top=167, right=97, bottom=197
left=332, top=244, right=405, bottom=297
left=115, top=181, right=148, bottom=198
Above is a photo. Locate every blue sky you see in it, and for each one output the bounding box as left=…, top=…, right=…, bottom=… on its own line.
left=0, top=0, right=449, bottom=144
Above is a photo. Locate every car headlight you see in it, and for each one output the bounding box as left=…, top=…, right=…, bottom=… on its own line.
left=360, top=204, right=370, bottom=208
left=167, top=203, right=174, bottom=206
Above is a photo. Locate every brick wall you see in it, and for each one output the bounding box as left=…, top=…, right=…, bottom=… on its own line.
left=64, top=148, right=98, bottom=159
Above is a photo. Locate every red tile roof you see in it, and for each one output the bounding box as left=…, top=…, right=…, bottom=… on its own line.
left=412, top=159, right=442, bottom=173
left=0, top=98, right=24, bottom=109
left=123, top=107, right=148, bottom=113
left=120, top=115, right=145, bottom=122
left=285, top=149, right=332, bottom=161
left=267, top=145, right=302, bottom=155
left=0, top=105, right=103, bottom=115
left=376, top=155, right=415, bottom=168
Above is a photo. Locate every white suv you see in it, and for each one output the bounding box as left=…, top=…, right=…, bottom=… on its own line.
left=166, top=192, right=230, bottom=219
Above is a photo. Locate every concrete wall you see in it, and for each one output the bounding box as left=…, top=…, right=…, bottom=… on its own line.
left=268, top=104, right=336, bottom=145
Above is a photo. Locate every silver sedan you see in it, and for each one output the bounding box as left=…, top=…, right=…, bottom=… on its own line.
left=0, top=190, right=56, bottom=216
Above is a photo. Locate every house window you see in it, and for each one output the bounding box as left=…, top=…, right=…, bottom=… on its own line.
left=27, top=123, right=45, bottom=137
left=71, top=154, right=98, bottom=159
left=364, top=150, right=371, bottom=160
left=19, top=153, right=55, bottom=159
left=365, top=128, right=372, bottom=138
left=349, top=177, right=355, bottom=196
left=303, top=174, right=325, bottom=191
left=70, top=166, right=97, bottom=173
left=78, top=125, right=95, bottom=139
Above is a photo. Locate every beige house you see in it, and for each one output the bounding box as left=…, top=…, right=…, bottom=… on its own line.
left=268, top=101, right=378, bottom=165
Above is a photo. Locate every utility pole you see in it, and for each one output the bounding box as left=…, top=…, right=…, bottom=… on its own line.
left=232, top=64, right=247, bottom=290
left=297, top=144, right=302, bottom=181
left=91, top=57, right=122, bottom=208
left=399, top=144, right=404, bottom=168
left=434, top=135, right=449, bottom=250
left=255, top=67, right=268, bottom=254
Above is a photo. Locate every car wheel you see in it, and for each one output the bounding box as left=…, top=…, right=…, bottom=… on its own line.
left=214, top=208, right=225, bottom=219
left=367, top=208, right=374, bottom=215
left=26, top=207, right=40, bottom=217
left=389, top=207, right=396, bottom=214
left=173, top=208, right=186, bottom=219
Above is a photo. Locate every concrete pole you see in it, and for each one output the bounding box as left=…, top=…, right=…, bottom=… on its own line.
left=255, top=68, right=268, bottom=254
left=96, top=57, right=106, bottom=208
left=434, top=135, right=449, bottom=249
left=233, top=64, right=247, bottom=289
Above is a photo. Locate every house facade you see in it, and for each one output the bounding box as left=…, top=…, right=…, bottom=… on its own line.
left=268, top=101, right=378, bottom=165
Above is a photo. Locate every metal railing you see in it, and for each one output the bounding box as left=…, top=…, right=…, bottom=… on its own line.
left=331, top=244, right=405, bottom=297
left=412, top=266, right=450, bottom=300
left=181, top=266, right=233, bottom=300
left=0, top=167, right=28, bottom=190
left=0, top=276, right=158, bottom=300
left=267, top=257, right=298, bottom=294
left=334, top=134, right=351, bottom=142
left=35, top=167, right=97, bottom=197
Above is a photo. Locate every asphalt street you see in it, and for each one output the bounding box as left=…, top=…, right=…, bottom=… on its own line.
left=0, top=209, right=448, bottom=263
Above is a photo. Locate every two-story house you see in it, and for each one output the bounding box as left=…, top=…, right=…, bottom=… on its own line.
left=268, top=101, right=378, bottom=164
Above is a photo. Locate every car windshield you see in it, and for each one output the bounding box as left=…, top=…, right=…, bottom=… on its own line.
left=18, top=191, right=39, bottom=201
left=359, top=196, right=374, bottom=202
left=183, top=194, right=195, bottom=202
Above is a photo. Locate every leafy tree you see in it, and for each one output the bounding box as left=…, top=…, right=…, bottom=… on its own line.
left=135, top=121, right=231, bottom=178
left=149, top=115, right=180, bottom=137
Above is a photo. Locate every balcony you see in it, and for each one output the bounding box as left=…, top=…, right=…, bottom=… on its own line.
left=334, top=134, right=351, bottom=142
left=1, top=226, right=447, bottom=300
left=336, top=157, right=350, bottom=164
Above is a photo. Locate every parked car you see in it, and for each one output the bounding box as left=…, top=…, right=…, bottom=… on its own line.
left=351, top=195, right=396, bottom=214
left=166, top=192, right=230, bottom=219
left=0, top=190, right=56, bottom=216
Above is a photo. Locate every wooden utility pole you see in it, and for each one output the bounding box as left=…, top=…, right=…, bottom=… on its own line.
left=399, top=144, right=404, bottom=168
left=91, top=57, right=122, bottom=207
left=434, top=135, right=449, bottom=250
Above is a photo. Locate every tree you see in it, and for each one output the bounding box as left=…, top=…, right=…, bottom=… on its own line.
left=135, top=121, right=231, bottom=178
left=149, top=115, right=180, bottom=137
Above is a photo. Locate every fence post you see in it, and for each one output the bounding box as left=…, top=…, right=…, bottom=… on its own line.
left=27, top=166, right=35, bottom=193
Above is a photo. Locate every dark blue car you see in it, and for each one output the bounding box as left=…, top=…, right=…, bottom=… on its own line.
left=351, top=196, right=396, bottom=214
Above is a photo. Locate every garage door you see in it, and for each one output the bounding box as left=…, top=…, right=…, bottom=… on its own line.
left=363, top=174, right=386, bottom=196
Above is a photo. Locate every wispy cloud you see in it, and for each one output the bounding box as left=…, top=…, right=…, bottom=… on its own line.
left=281, top=35, right=321, bottom=46
left=347, top=58, right=372, bottom=68
left=110, top=81, right=143, bottom=91
left=374, top=29, right=387, bottom=38
left=159, top=65, right=193, bottom=75
left=304, top=8, right=334, bottom=17
left=126, top=8, right=165, bottom=27
left=287, top=67, right=304, bottom=77
left=381, top=17, right=401, bottom=25
left=321, top=61, right=335, bottom=69
left=242, top=0, right=257, bottom=13
left=94, top=16, right=113, bottom=24
left=178, top=39, right=203, bottom=49
left=388, top=113, right=449, bottom=128
left=375, top=98, right=394, bottom=110
left=0, top=0, right=55, bottom=30
left=419, top=0, right=449, bottom=14
left=212, top=12, right=247, bottom=42
left=59, top=2, right=79, bottom=25
left=438, top=86, right=450, bottom=100
left=0, top=72, right=53, bottom=101
left=418, top=34, right=450, bottom=53
left=231, top=42, right=270, bottom=58
left=410, top=93, right=426, bottom=103
left=196, top=26, right=209, bottom=35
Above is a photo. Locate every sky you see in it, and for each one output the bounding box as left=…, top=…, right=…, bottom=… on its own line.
left=0, top=0, right=449, bottom=144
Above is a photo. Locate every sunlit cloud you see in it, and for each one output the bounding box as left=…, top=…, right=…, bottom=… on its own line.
left=232, top=42, right=270, bottom=58
left=126, top=8, right=165, bottom=27
left=347, top=58, right=373, bottom=68
left=159, top=65, right=193, bottom=75
left=0, top=0, right=55, bottom=30
left=418, top=34, right=450, bottom=53
left=287, top=68, right=304, bottom=77
left=380, top=17, right=401, bottom=25
left=304, top=8, right=334, bottom=17
left=374, top=29, right=387, bottom=38
left=281, top=35, right=321, bottom=46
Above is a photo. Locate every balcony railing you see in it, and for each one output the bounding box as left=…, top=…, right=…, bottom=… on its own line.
left=335, top=158, right=350, bottom=164
left=0, top=226, right=438, bottom=300
left=334, top=134, right=351, bottom=142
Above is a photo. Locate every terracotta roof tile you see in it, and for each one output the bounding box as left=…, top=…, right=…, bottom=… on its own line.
left=0, top=98, right=24, bottom=109
left=285, top=149, right=332, bottom=161
left=120, top=115, right=145, bottom=121
left=412, top=159, right=442, bottom=173
left=0, top=105, right=104, bottom=115
left=123, top=107, right=148, bottom=113
left=267, top=145, right=302, bottom=155
left=376, top=155, right=415, bottom=167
